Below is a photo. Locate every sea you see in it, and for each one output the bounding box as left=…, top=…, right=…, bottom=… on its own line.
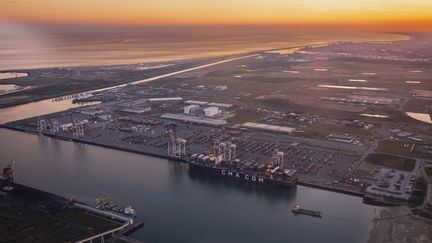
left=0, top=23, right=407, bottom=70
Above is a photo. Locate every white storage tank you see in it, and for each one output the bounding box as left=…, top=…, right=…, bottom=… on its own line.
left=204, top=106, right=219, bottom=117
left=184, top=105, right=200, bottom=114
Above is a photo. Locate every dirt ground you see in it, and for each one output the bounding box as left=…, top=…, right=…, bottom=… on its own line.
left=367, top=206, right=432, bottom=243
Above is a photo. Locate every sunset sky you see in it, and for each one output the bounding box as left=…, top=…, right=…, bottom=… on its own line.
left=1, top=0, right=432, bottom=30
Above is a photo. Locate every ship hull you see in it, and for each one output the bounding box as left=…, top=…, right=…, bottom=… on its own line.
left=189, top=163, right=296, bottom=188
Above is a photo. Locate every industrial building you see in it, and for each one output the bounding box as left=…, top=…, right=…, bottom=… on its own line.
left=207, top=102, right=233, bottom=108
left=148, top=97, right=183, bottom=102
left=204, top=107, right=219, bottom=117
left=327, top=133, right=354, bottom=143
left=81, top=109, right=103, bottom=116
left=161, top=113, right=227, bottom=126
left=122, top=106, right=151, bottom=114
left=242, top=122, right=295, bottom=134
left=215, top=85, right=228, bottom=91
left=184, top=105, right=200, bottom=115
left=185, top=100, right=209, bottom=106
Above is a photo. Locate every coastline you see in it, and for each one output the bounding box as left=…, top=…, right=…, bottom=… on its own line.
left=367, top=206, right=432, bottom=243
left=0, top=30, right=409, bottom=72
left=0, top=124, right=363, bottom=198
left=0, top=53, right=258, bottom=110
left=0, top=179, right=144, bottom=242
left=0, top=126, right=387, bottom=243
left=1, top=30, right=425, bottom=242
left=4, top=126, right=413, bottom=243
left=263, top=32, right=409, bottom=54
left=0, top=31, right=410, bottom=110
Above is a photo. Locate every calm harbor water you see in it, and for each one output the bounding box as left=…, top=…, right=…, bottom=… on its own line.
left=0, top=128, right=380, bottom=243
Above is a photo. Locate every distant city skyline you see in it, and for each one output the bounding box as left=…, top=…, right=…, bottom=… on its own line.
left=1, top=0, right=432, bottom=30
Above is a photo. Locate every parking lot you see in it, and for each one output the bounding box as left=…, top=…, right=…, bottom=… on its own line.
left=366, top=167, right=418, bottom=200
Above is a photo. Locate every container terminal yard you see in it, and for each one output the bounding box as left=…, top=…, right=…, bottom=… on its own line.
left=3, top=37, right=432, bottom=203
left=3, top=63, right=430, bottom=202
left=1, top=38, right=432, bottom=241
left=2, top=86, right=368, bottom=196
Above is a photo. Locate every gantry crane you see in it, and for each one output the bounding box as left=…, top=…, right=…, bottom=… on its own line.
left=2, top=160, right=15, bottom=183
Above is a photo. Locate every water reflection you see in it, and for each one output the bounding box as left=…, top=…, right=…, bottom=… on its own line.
left=0, top=54, right=253, bottom=124
left=0, top=98, right=99, bottom=124
left=406, top=112, right=432, bottom=124
left=0, top=128, right=378, bottom=243
left=0, top=72, right=28, bottom=80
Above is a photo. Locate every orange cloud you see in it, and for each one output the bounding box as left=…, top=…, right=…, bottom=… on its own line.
left=1, top=0, right=431, bottom=30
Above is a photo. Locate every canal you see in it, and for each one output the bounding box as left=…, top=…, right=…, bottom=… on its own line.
left=0, top=128, right=379, bottom=243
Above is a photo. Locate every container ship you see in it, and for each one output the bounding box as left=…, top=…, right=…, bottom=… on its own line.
left=188, top=142, right=297, bottom=188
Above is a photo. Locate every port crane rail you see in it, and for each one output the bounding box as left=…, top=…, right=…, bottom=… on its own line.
left=37, top=112, right=85, bottom=138
left=165, top=124, right=187, bottom=157
left=1, top=159, right=15, bottom=183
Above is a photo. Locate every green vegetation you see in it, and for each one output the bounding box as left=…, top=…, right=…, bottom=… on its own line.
left=55, top=207, right=121, bottom=232
left=226, top=110, right=263, bottom=124
left=300, top=123, right=369, bottom=142
left=306, top=124, right=371, bottom=137
left=403, top=99, right=432, bottom=113
left=0, top=206, right=121, bottom=242
left=425, top=167, right=432, bottom=177
left=376, top=140, right=432, bottom=159
left=411, top=176, right=428, bottom=205
left=0, top=206, right=63, bottom=242
left=365, top=153, right=416, bottom=171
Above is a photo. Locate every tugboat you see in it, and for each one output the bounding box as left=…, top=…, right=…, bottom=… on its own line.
left=292, top=205, right=322, bottom=218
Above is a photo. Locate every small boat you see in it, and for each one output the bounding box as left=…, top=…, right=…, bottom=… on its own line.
left=292, top=205, right=322, bottom=218
left=124, top=206, right=136, bottom=216
left=96, top=197, right=136, bottom=217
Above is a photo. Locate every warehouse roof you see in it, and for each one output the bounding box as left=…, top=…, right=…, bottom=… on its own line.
left=161, top=113, right=227, bottom=126
left=242, top=122, right=295, bottom=134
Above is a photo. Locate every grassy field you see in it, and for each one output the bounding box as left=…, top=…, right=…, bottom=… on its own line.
left=412, top=176, right=428, bottom=205
left=0, top=206, right=121, bottom=242
left=299, top=124, right=370, bottom=142
left=55, top=207, right=121, bottom=232
left=425, top=167, right=432, bottom=177
left=365, top=153, right=416, bottom=171
left=307, top=124, right=371, bottom=137
left=376, top=140, right=432, bottom=159
left=226, top=110, right=263, bottom=124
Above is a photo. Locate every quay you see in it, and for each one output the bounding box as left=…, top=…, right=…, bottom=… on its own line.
left=0, top=179, right=143, bottom=242
left=1, top=123, right=365, bottom=198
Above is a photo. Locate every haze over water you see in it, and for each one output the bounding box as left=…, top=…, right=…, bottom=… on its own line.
left=0, top=24, right=407, bottom=70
